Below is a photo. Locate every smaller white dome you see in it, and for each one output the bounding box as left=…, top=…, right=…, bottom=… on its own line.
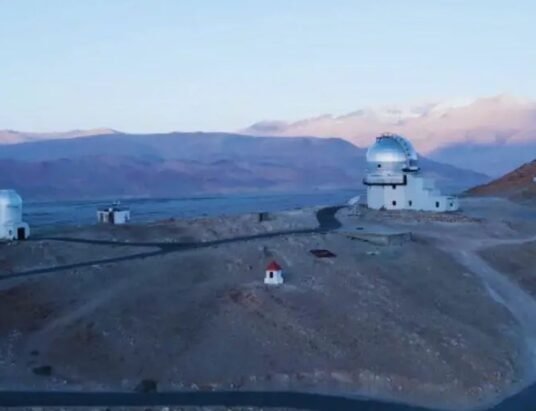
left=0, top=189, right=23, bottom=225
left=0, top=190, right=22, bottom=206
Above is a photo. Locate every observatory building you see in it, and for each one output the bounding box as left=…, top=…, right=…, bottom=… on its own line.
left=364, top=133, right=459, bottom=212
left=97, top=203, right=131, bottom=225
left=0, top=189, right=30, bottom=240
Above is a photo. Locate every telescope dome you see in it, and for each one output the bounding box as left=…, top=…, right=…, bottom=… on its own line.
left=366, top=133, right=419, bottom=171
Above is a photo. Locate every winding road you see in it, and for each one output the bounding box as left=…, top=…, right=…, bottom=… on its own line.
left=1, top=380, right=536, bottom=410
left=1, top=206, right=536, bottom=410
left=0, top=206, right=341, bottom=282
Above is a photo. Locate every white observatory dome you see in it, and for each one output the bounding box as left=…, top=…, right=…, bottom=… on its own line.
left=366, top=133, right=419, bottom=172
left=0, top=189, right=23, bottom=225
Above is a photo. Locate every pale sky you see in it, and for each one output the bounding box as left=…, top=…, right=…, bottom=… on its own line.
left=1, top=0, right=535, bottom=133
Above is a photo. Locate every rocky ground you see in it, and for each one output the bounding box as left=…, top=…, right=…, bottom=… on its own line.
left=0, top=199, right=535, bottom=410
left=39, top=208, right=320, bottom=243
left=479, top=241, right=536, bottom=296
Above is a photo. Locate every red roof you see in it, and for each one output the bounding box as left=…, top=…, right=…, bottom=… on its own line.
left=266, top=261, right=282, bottom=271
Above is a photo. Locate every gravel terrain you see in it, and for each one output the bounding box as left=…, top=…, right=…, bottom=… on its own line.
left=0, top=199, right=535, bottom=410
left=479, top=241, right=536, bottom=296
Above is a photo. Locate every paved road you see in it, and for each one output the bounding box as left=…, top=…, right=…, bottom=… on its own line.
left=0, top=206, right=342, bottom=282
left=1, top=205, right=535, bottom=409
left=0, top=390, right=433, bottom=410
left=0, top=385, right=535, bottom=410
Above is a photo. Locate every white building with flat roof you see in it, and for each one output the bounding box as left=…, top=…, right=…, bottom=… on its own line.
left=97, top=203, right=131, bottom=224
left=364, top=133, right=459, bottom=212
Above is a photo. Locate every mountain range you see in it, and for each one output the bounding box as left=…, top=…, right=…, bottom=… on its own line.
left=0, top=128, right=119, bottom=144
left=2, top=94, right=535, bottom=180
left=4, top=94, right=535, bottom=200
left=0, top=132, right=486, bottom=201
left=243, top=94, right=536, bottom=176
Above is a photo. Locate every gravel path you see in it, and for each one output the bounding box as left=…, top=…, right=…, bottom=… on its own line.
left=432, top=232, right=536, bottom=407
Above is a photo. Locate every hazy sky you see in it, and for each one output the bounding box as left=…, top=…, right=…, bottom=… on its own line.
left=1, top=0, right=535, bottom=132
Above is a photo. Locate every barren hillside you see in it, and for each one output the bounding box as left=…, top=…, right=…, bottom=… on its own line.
left=2, top=201, right=536, bottom=410
left=467, top=159, right=536, bottom=203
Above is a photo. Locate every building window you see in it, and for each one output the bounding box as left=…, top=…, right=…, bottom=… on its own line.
left=392, top=201, right=397, bottom=206
left=435, top=201, right=439, bottom=208
left=392, top=185, right=396, bottom=190
left=269, top=272, right=273, bottom=278
left=408, top=200, right=412, bottom=206
left=377, top=164, right=381, bottom=168
left=449, top=202, right=453, bottom=207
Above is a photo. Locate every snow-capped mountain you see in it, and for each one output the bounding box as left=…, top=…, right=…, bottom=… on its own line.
left=243, top=94, right=536, bottom=176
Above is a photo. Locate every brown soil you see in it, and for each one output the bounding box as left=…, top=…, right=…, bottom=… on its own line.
left=467, top=159, right=536, bottom=202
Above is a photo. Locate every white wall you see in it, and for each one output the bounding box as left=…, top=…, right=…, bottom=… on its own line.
left=0, top=222, right=30, bottom=241
left=366, top=186, right=384, bottom=210
left=0, top=193, right=23, bottom=225
left=265, top=269, right=284, bottom=285
left=366, top=173, right=459, bottom=212
left=383, top=184, right=406, bottom=209
left=367, top=185, right=406, bottom=210
left=114, top=210, right=130, bottom=224
left=97, top=210, right=130, bottom=224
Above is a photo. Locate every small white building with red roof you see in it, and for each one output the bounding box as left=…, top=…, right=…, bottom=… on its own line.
left=264, top=261, right=284, bottom=285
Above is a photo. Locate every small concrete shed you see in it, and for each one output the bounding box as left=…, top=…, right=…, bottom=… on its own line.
left=264, top=261, right=284, bottom=285
left=97, top=203, right=131, bottom=225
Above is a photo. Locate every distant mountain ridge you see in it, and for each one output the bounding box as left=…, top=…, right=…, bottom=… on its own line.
left=243, top=94, right=536, bottom=176
left=0, top=128, right=120, bottom=144
left=3, top=94, right=535, bottom=177
left=0, top=132, right=487, bottom=201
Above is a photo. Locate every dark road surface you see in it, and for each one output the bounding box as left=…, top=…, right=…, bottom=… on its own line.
left=0, top=390, right=431, bottom=410
left=0, top=386, right=535, bottom=410
left=0, top=206, right=342, bottom=282
left=1, top=206, right=535, bottom=409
